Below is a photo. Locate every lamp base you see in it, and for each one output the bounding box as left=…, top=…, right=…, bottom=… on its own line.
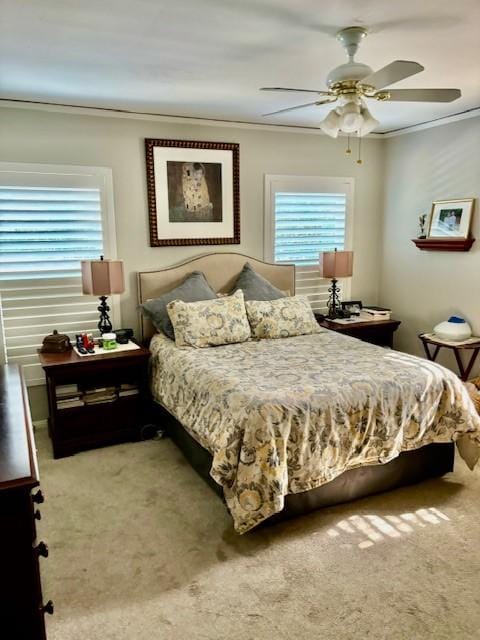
left=98, top=296, right=113, bottom=334
left=326, top=278, right=342, bottom=319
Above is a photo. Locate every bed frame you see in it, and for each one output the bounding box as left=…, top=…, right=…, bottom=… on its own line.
left=137, top=252, right=295, bottom=342
left=138, top=252, right=454, bottom=528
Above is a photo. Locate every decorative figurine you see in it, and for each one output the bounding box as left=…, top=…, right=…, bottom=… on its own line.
left=418, top=213, right=427, bottom=238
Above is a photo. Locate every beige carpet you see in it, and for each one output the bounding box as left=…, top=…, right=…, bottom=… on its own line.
left=35, top=427, right=480, bottom=640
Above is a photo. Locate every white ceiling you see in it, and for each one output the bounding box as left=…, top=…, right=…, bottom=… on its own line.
left=1, top=0, right=479, bottom=133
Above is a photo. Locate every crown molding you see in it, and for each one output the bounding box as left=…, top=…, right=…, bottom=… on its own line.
left=0, top=98, right=384, bottom=138
left=382, top=106, right=480, bottom=137
left=0, top=98, right=478, bottom=138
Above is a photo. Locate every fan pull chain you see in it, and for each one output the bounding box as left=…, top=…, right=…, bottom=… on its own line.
left=346, top=135, right=351, bottom=155
left=356, top=133, right=362, bottom=165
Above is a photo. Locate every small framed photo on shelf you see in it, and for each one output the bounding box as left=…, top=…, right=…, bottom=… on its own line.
left=341, top=300, right=363, bottom=316
left=428, top=198, right=474, bottom=239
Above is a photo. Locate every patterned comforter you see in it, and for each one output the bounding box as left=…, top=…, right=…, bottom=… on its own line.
left=150, top=330, right=480, bottom=533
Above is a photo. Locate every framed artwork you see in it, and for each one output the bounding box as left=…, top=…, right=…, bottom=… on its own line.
left=145, top=138, right=240, bottom=246
left=428, top=198, right=474, bottom=239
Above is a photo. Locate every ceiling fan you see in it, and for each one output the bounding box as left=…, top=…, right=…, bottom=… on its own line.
left=261, top=26, right=461, bottom=138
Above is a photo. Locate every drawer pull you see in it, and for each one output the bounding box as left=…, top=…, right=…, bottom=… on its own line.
left=41, top=600, right=54, bottom=615
left=34, top=510, right=42, bottom=520
left=35, top=541, right=49, bottom=558
left=32, top=490, right=45, bottom=504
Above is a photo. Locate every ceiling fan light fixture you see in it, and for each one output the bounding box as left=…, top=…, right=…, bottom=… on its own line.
left=319, top=108, right=341, bottom=138
left=358, top=104, right=379, bottom=136
left=339, top=101, right=363, bottom=133
left=320, top=98, right=378, bottom=139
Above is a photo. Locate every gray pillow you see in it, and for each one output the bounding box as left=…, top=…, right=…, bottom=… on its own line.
left=140, top=271, right=216, bottom=340
left=231, top=262, right=286, bottom=301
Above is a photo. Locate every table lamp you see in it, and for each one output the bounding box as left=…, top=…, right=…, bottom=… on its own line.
left=81, top=256, right=125, bottom=333
left=319, top=248, right=354, bottom=319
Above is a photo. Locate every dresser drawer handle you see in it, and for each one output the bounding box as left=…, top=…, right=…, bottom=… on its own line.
left=34, top=509, right=42, bottom=520
left=32, top=490, right=45, bottom=504
left=35, top=541, right=49, bottom=558
left=40, top=600, right=54, bottom=615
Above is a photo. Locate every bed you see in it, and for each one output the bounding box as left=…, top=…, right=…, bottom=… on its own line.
left=138, top=253, right=480, bottom=533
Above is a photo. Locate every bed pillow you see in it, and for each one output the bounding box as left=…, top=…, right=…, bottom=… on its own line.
left=245, top=295, right=320, bottom=339
left=231, top=262, right=286, bottom=300
left=167, top=289, right=251, bottom=348
left=140, top=271, right=216, bottom=340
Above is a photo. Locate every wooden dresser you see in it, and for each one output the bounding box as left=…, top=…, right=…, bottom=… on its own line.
left=0, top=364, right=52, bottom=639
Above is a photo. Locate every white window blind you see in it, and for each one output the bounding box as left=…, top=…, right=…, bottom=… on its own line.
left=0, top=186, right=103, bottom=279
left=265, top=176, right=353, bottom=311
left=0, top=163, right=118, bottom=385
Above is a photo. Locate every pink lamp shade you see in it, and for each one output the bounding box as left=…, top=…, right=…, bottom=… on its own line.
left=319, top=250, right=354, bottom=279
left=81, top=258, right=125, bottom=296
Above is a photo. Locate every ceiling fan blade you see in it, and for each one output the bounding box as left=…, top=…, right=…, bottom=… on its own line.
left=384, top=88, right=462, bottom=102
left=262, top=98, right=335, bottom=117
left=361, top=61, right=424, bottom=89
left=261, top=87, right=330, bottom=95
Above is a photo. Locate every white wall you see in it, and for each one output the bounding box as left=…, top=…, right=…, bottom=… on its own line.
left=0, top=106, right=385, bottom=419
left=380, top=116, right=480, bottom=371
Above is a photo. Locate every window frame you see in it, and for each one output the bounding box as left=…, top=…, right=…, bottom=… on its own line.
left=0, top=162, right=120, bottom=385
left=264, top=174, right=354, bottom=300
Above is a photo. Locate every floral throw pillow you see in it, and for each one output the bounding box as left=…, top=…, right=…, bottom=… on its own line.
left=245, top=295, right=320, bottom=339
left=167, top=290, right=251, bottom=348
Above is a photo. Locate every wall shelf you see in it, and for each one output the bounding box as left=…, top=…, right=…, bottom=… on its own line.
left=412, top=237, right=475, bottom=252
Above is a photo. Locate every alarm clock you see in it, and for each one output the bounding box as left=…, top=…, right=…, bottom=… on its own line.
left=114, top=328, right=134, bottom=344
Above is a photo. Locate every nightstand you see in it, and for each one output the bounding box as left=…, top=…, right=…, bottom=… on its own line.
left=38, top=344, right=151, bottom=458
left=316, top=316, right=401, bottom=348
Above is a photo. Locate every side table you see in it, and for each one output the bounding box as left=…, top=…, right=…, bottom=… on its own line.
left=418, top=333, right=480, bottom=381
left=38, top=343, right=151, bottom=458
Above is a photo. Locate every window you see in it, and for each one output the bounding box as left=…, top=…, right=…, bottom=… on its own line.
left=0, top=163, right=118, bottom=385
left=264, top=175, right=354, bottom=311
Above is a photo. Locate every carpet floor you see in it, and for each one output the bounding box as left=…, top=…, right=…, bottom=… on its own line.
left=35, top=428, right=480, bottom=640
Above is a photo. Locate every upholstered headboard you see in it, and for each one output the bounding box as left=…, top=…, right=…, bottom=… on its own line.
left=137, top=252, right=295, bottom=340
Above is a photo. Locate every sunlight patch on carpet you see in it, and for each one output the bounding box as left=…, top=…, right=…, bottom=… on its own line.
left=325, top=507, right=451, bottom=549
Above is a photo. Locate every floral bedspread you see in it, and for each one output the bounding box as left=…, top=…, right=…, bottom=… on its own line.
left=150, top=330, right=480, bottom=533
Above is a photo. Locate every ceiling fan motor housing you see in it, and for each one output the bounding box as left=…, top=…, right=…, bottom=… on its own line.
left=326, top=61, right=373, bottom=87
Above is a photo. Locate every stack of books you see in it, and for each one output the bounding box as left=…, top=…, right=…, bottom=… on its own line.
left=56, top=384, right=84, bottom=410
left=55, top=383, right=141, bottom=409
left=118, top=383, right=139, bottom=398
left=362, top=306, right=392, bottom=320
left=83, top=387, right=117, bottom=405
